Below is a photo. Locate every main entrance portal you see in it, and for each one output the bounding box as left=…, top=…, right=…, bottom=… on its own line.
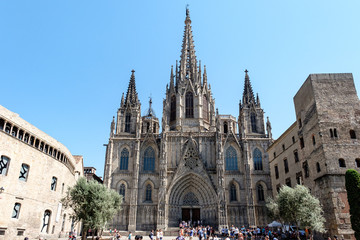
left=182, top=208, right=200, bottom=223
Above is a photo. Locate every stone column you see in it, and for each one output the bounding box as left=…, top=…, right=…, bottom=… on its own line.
left=244, top=140, right=256, bottom=226
left=128, top=140, right=140, bottom=231
left=157, top=133, right=168, bottom=230
left=216, top=132, right=228, bottom=231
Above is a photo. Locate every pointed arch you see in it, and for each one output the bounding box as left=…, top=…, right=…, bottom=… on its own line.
left=251, top=111, right=257, bottom=133
left=170, top=95, right=176, bottom=122
left=125, top=113, right=131, bottom=133
left=230, top=183, right=237, bottom=202
left=225, top=146, right=238, bottom=171
left=253, top=148, right=263, bottom=170
left=120, top=148, right=129, bottom=170
left=143, top=147, right=155, bottom=171
left=256, top=181, right=267, bottom=203
left=185, top=91, right=194, bottom=118
left=119, top=183, right=126, bottom=200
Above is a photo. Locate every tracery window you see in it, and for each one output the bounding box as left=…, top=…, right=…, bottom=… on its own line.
left=19, top=164, right=29, bottom=181
left=120, top=149, right=129, bottom=170
left=251, top=112, right=257, bottom=133
left=203, top=95, right=208, bottom=121
left=145, top=184, right=152, bottom=202
left=225, top=146, right=238, bottom=171
left=125, top=113, right=131, bottom=133
left=51, top=176, right=57, bottom=191
left=253, top=148, right=263, bottom=170
left=170, top=95, right=176, bottom=122
left=183, top=192, right=199, bottom=206
left=119, top=183, right=126, bottom=199
left=230, top=184, right=237, bottom=202
left=144, top=147, right=155, bottom=171
left=41, top=210, right=51, bottom=233
left=257, top=184, right=265, bottom=202
left=185, top=92, right=194, bottom=118
left=12, top=203, right=21, bottom=219
left=0, top=155, right=10, bottom=176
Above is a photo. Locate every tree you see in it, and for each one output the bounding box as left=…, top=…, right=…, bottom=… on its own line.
left=62, top=177, right=122, bottom=240
left=345, top=169, right=360, bottom=240
left=266, top=185, right=325, bottom=239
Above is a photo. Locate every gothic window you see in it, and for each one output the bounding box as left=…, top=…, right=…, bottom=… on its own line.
left=274, top=165, right=279, bottom=179
left=119, top=183, right=126, bottom=199
left=120, top=149, right=129, bottom=170
left=251, top=112, right=257, bottom=133
left=51, top=177, right=57, bottom=191
left=125, top=113, right=131, bottom=133
left=203, top=95, right=208, bottom=121
left=316, top=162, right=321, bottom=172
left=223, top=122, right=228, bottom=134
left=170, top=95, right=176, bottom=122
left=41, top=210, right=51, bottom=233
left=0, top=155, right=10, bottom=176
left=19, top=163, right=29, bottom=181
left=350, top=130, right=356, bottom=139
left=284, top=158, right=289, bottom=173
left=183, top=192, right=199, bottom=206
left=230, top=184, right=237, bottom=202
left=143, top=147, right=155, bottom=171
left=185, top=92, right=194, bottom=118
left=253, top=148, right=263, bottom=171
left=257, top=184, right=265, bottom=202
left=339, top=158, right=346, bottom=168
left=145, top=184, right=152, bottom=202
left=184, top=147, right=199, bottom=170
left=12, top=203, right=21, bottom=219
left=225, top=146, right=238, bottom=171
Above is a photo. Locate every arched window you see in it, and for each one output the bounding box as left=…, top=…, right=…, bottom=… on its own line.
left=203, top=95, right=208, bottom=121
left=251, top=112, right=257, bottom=133
left=119, top=183, right=126, bottom=199
left=253, top=148, right=263, bottom=170
left=41, top=210, right=51, bottom=233
left=257, top=184, right=265, bottom=202
left=0, top=155, right=10, bottom=176
left=12, top=203, right=21, bottom=219
left=19, top=163, right=30, bottom=181
left=144, top=147, right=155, bottom=171
left=120, top=149, right=129, bottom=170
left=230, top=183, right=237, bottom=202
left=170, top=95, right=176, bottom=122
left=185, top=92, right=194, bottom=118
left=125, top=113, right=131, bottom=133
left=224, top=122, right=228, bottom=134
left=225, top=146, right=238, bottom=171
left=145, top=184, right=152, bottom=202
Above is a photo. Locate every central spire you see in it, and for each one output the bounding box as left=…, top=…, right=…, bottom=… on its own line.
left=179, top=6, right=198, bottom=85
left=242, top=69, right=256, bottom=105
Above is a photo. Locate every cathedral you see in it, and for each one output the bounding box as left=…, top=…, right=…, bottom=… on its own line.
left=103, top=8, right=273, bottom=231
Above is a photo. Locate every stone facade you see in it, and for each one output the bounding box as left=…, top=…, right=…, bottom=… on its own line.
left=267, top=73, right=360, bottom=239
left=103, top=8, right=273, bottom=231
left=0, top=105, right=83, bottom=240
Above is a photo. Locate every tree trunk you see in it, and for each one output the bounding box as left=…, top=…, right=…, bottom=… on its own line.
left=82, top=228, right=87, bottom=240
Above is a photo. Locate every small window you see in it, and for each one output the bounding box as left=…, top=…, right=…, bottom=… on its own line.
left=296, top=171, right=303, bottom=185
left=285, top=178, right=291, bottom=187
left=276, top=184, right=281, bottom=193
left=292, top=136, right=295, bottom=144
left=5, top=123, right=11, bottom=133
left=12, top=203, right=21, bottom=219
left=19, top=164, right=30, bottom=181
left=356, top=159, right=360, bottom=168
left=41, top=210, right=51, bottom=233
left=17, top=230, right=24, bottom=236
left=282, top=144, right=285, bottom=151
left=299, top=137, right=304, bottom=149
left=350, top=130, right=356, bottom=139
left=51, top=177, right=57, bottom=191
left=330, top=129, right=334, bottom=138
left=312, top=135, right=316, bottom=146
left=223, top=122, right=228, bottom=134
left=298, top=118, right=302, bottom=128
left=0, top=118, right=4, bottom=130
left=61, top=214, right=66, bottom=231
left=294, top=150, right=299, bottom=163
left=119, top=184, right=126, bottom=199
left=273, top=152, right=276, bottom=159
left=303, top=161, right=309, bottom=178
left=0, top=155, right=10, bottom=176
left=61, top=183, right=65, bottom=194
left=339, top=158, right=346, bottom=168
left=153, top=123, right=156, bottom=133
left=284, top=158, right=289, bottom=173
left=316, top=162, right=321, bottom=172
left=257, top=184, right=265, bottom=202
left=334, top=128, right=338, bottom=138
left=274, top=165, right=279, bottom=179
left=230, top=183, right=237, bottom=202
left=145, top=184, right=152, bottom=202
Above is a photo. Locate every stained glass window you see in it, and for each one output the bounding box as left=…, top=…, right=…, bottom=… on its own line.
left=225, top=146, right=238, bottom=171
left=230, top=184, right=237, bottom=202
left=119, top=184, right=126, bottom=199
left=251, top=112, right=257, bottom=133
left=145, top=184, right=152, bottom=202
left=120, top=149, right=129, bottom=170
left=144, top=147, right=155, bottom=171
left=253, top=148, right=263, bottom=170
left=257, top=184, right=264, bottom=202
left=185, top=92, right=194, bottom=118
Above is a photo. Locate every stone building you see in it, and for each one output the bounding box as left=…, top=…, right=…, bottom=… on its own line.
left=84, top=167, right=103, bottom=184
left=0, top=105, right=83, bottom=240
left=103, top=8, right=273, bottom=231
left=267, top=73, right=360, bottom=239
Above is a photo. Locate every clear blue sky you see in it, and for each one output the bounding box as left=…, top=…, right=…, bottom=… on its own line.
left=1, top=1, right=359, bottom=177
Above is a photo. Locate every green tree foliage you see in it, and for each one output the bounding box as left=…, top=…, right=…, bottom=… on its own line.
left=62, top=178, right=122, bottom=240
left=266, top=185, right=325, bottom=236
left=345, top=169, right=360, bottom=240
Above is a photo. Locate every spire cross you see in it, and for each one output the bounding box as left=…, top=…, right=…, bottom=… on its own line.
left=245, top=69, right=248, bottom=74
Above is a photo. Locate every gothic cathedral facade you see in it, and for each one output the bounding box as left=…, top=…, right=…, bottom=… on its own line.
left=103, top=8, right=273, bottom=231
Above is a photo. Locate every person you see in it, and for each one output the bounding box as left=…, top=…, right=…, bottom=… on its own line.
left=159, top=229, right=163, bottom=240
left=149, top=230, right=154, bottom=240
left=116, top=232, right=122, bottom=240
left=128, top=231, right=132, bottom=240
left=39, top=237, right=44, bottom=240
left=176, top=230, right=185, bottom=240
left=73, top=229, right=77, bottom=240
